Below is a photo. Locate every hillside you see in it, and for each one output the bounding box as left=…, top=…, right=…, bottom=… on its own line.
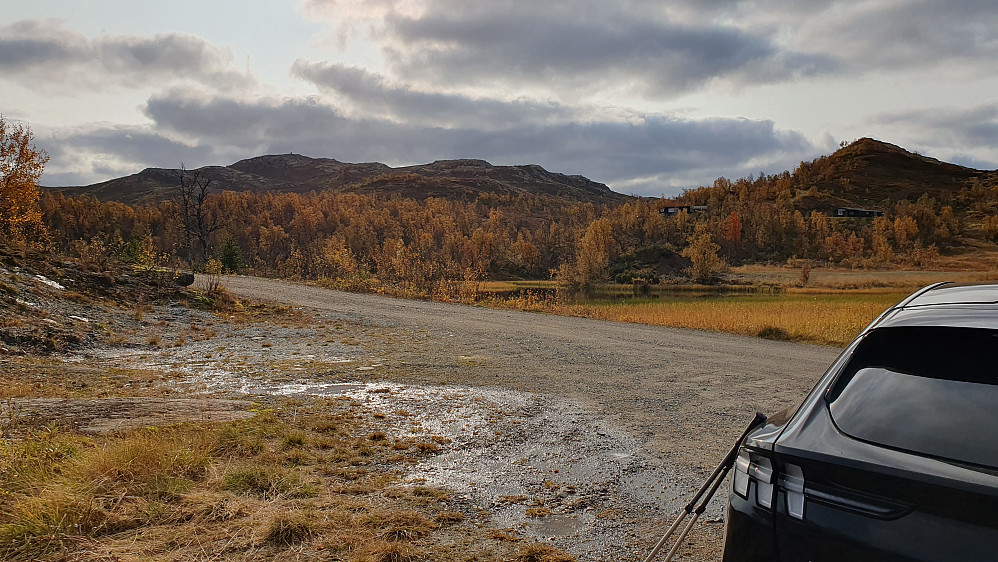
left=46, top=154, right=628, bottom=205
left=790, top=138, right=997, bottom=213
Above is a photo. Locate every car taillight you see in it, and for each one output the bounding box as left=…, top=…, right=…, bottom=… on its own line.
left=782, top=463, right=805, bottom=519
left=732, top=448, right=775, bottom=508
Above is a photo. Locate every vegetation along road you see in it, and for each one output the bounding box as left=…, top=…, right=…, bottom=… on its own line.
left=223, top=275, right=841, bottom=557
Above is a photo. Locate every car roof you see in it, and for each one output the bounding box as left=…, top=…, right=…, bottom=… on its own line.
left=874, top=282, right=998, bottom=330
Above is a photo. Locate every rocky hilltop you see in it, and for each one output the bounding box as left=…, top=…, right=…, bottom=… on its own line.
left=47, top=154, right=627, bottom=205
left=791, top=138, right=996, bottom=213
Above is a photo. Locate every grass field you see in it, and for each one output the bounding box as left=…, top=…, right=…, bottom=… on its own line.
left=480, top=264, right=998, bottom=347
left=552, top=291, right=908, bottom=347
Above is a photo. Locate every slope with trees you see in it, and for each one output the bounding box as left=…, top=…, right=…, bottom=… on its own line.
left=34, top=137, right=998, bottom=295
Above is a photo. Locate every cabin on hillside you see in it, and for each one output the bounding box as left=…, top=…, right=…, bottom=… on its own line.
left=659, top=201, right=707, bottom=216
left=835, top=207, right=884, bottom=218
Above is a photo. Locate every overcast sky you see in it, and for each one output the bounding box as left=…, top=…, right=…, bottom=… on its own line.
left=3, top=0, right=997, bottom=196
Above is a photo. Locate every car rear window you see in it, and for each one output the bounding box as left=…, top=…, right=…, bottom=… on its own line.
left=828, top=326, right=998, bottom=470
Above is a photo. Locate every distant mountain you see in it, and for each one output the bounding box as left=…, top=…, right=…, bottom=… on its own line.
left=45, top=154, right=628, bottom=205
left=793, top=138, right=996, bottom=213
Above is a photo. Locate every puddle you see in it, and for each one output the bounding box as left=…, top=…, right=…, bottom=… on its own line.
left=319, top=382, right=687, bottom=560
left=249, top=382, right=366, bottom=396
left=533, top=514, right=587, bottom=537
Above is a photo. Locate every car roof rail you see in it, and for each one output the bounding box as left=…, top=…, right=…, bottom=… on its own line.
left=895, top=281, right=952, bottom=310
left=862, top=282, right=952, bottom=333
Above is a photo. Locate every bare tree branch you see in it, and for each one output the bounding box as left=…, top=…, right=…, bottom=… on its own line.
left=175, top=163, right=219, bottom=263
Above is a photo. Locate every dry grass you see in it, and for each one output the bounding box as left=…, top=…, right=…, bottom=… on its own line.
left=557, top=292, right=906, bottom=346
left=0, top=389, right=576, bottom=561
left=0, top=427, right=216, bottom=559
left=264, top=511, right=316, bottom=546
left=731, top=263, right=998, bottom=289
left=476, top=266, right=998, bottom=346
left=514, top=542, right=577, bottom=562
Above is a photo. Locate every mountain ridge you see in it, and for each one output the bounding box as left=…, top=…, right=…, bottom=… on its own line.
left=46, top=154, right=626, bottom=205
left=43, top=139, right=998, bottom=210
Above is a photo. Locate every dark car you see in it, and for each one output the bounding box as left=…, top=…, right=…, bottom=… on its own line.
left=722, top=282, right=998, bottom=561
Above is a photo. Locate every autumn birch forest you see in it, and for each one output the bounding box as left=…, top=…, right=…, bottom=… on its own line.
left=5, top=116, right=998, bottom=297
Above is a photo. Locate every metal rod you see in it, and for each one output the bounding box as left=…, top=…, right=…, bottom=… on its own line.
left=662, top=512, right=700, bottom=562
left=662, top=463, right=733, bottom=562
left=642, top=511, right=688, bottom=562
left=642, top=412, right=766, bottom=562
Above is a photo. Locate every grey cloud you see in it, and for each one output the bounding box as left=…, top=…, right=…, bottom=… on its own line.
left=39, top=124, right=215, bottom=186
left=724, top=0, right=998, bottom=75
left=0, top=20, right=254, bottom=93
left=49, top=126, right=209, bottom=166
left=876, top=104, right=998, bottom=151
left=0, top=20, right=86, bottom=68
left=795, top=1, right=998, bottom=73
left=0, top=38, right=78, bottom=67
left=291, top=59, right=574, bottom=128
left=872, top=104, right=998, bottom=171
left=948, top=154, right=998, bottom=171
left=325, top=0, right=994, bottom=98
left=371, top=0, right=831, bottom=98
left=139, top=93, right=814, bottom=195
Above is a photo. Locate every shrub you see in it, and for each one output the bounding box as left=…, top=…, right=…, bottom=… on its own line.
left=757, top=326, right=791, bottom=340
left=218, top=237, right=245, bottom=274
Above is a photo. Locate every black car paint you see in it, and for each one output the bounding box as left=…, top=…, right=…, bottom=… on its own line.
left=721, top=283, right=998, bottom=562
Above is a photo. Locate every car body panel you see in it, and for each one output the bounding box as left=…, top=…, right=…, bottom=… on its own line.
left=722, top=283, right=998, bottom=561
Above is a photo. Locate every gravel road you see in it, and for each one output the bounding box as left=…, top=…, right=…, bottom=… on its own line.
left=220, top=276, right=842, bottom=559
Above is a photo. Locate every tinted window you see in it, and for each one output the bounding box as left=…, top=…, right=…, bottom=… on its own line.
left=828, top=327, right=998, bottom=469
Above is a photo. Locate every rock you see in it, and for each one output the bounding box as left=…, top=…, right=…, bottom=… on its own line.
left=175, top=272, right=195, bottom=286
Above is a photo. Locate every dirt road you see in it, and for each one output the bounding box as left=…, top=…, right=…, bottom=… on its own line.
left=223, top=276, right=839, bottom=465
left=220, top=276, right=842, bottom=559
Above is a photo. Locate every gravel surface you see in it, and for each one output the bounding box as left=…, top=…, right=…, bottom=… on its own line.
left=215, top=276, right=842, bottom=560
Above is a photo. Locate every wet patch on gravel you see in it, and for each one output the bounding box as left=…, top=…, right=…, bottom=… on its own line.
left=348, top=382, right=692, bottom=561
left=61, top=329, right=712, bottom=561
left=91, top=366, right=713, bottom=561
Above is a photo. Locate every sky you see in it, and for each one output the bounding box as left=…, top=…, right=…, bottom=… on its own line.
left=3, top=0, right=997, bottom=196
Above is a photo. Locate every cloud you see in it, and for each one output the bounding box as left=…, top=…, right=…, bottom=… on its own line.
left=135, top=92, right=814, bottom=195
left=0, top=19, right=254, bottom=94
left=38, top=124, right=214, bottom=186
left=291, top=59, right=574, bottom=127
left=301, top=0, right=997, bottom=101
left=873, top=103, right=998, bottom=170
left=877, top=104, right=998, bottom=150
left=784, top=0, right=998, bottom=74
left=374, top=0, right=830, bottom=99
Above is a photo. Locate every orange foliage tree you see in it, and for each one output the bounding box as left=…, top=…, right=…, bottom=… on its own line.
left=0, top=115, right=48, bottom=239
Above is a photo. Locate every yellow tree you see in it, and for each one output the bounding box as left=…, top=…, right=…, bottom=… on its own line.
left=0, top=115, right=48, bottom=237
left=575, top=217, right=616, bottom=285
left=682, top=232, right=726, bottom=284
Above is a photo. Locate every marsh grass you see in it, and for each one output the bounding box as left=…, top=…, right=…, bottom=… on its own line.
left=474, top=266, right=998, bottom=346
left=557, top=292, right=906, bottom=346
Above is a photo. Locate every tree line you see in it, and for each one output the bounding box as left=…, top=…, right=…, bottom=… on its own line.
left=5, top=117, right=998, bottom=294
left=36, top=169, right=992, bottom=292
